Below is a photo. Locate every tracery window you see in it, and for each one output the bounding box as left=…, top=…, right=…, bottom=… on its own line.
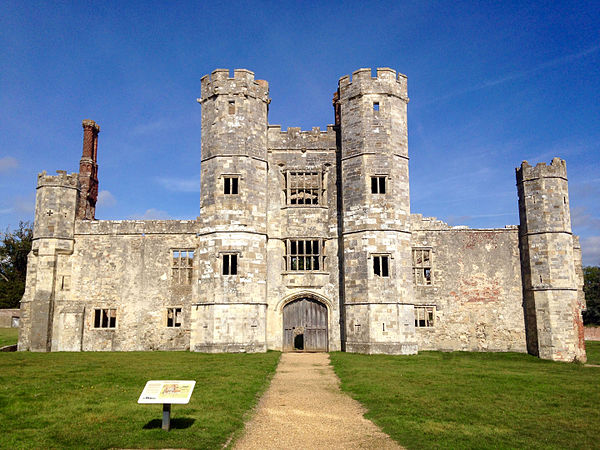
left=285, top=239, right=323, bottom=271
left=285, top=171, right=321, bottom=205
left=172, top=250, right=194, bottom=285
left=414, top=306, right=435, bottom=327
left=94, top=308, right=116, bottom=329
left=412, top=248, right=432, bottom=285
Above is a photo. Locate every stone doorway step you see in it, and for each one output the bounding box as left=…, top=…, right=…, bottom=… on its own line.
left=232, top=353, right=403, bottom=449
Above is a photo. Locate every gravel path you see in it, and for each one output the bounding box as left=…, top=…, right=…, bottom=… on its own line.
left=233, top=353, right=403, bottom=449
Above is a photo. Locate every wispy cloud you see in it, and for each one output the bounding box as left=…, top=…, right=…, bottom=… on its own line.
left=426, top=43, right=600, bottom=105
left=581, top=236, right=600, bottom=266
left=131, top=118, right=182, bottom=136
left=97, top=190, right=117, bottom=208
left=156, top=177, right=199, bottom=193
left=14, top=194, right=35, bottom=215
left=128, top=208, right=171, bottom=220
left=571, top=206, right=600, bottom=231
left=0, top=156, right=18, bottom=173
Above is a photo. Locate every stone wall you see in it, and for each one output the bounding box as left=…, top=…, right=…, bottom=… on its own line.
left=411, top=215, right=526, bottom=352
left=584, top=327, right=600, bottom=341
left=0, top=309, right=20, bottom=328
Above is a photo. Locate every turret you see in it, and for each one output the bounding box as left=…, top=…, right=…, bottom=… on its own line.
left=335, top=68, right=416, bottom=354
left=76, top=119, right=100, bottom=220
left=516, top=158, right=586, bottom=362
left=191, top=69, right=270, bottom=352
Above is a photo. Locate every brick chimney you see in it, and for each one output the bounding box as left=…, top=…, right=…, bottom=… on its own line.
left=76, top=119, right=100, bottom=220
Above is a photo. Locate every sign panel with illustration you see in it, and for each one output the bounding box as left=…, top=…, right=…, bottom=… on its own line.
left=137, top=380, right=196, bottom=404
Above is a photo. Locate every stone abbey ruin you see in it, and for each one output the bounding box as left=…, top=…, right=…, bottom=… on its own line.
left=18, top=68, right=586, bottom=362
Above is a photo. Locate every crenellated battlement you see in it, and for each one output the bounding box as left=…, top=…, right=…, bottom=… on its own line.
left=199, top=68, right=270, bottom=103
left=338, top=67, right=408, bottom=101
left=516, top=157, right=568, bottom=183
left=267, top=124, right=336, bottom=150
left=37, top=170, right=80, bottom=189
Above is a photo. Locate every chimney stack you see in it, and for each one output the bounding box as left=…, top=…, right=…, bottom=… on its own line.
left=76, top=119, right=100, bottom=220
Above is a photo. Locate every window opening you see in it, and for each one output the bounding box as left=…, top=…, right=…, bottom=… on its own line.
left=414, top=306, right=435, bottom=327
left=373, top=102, right=379, bottom=111
left=285, top=171, right=321, bottom=205
left=286, top=239, right=323, bottom=271
left=373, top=255, right=390, bottom=277
left=172, top=250, right=194, bottom=285
left=94, top=308, right=116, bottom=329
left=223, top=253, right=238, bottom=275
left=412, top=248, right=432, bottom=285
left=228, top=100, right=235, bottom=114
left=167, top=307, right=182, bottom=327
left=224, top=176, right=239, bottom=195
left=371, top=176, right=386, bottom=194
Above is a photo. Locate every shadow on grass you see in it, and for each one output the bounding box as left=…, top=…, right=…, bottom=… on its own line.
left=143, top=418, right=195, bottom=429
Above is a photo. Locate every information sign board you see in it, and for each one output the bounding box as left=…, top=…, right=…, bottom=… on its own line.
left=137, top=380, right=196, bottom=405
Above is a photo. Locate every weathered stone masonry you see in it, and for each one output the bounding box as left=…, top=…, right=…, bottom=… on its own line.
left=19, top=68, right=586, bottom=362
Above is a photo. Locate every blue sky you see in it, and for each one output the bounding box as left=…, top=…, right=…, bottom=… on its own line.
left=1, top=0, right=599, bottom=264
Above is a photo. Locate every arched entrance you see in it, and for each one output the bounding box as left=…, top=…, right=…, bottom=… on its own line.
left=283, top=297, right=328, bottom=352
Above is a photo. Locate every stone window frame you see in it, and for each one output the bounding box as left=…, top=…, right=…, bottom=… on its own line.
left=221, top=251, right=240, bottom=276
left=284, top=238, right=325, bottom=272
left=284, top=169, right=323, bottom=206
left=414, top=306, right=435, bottom=328
left=219, top=173, right=243, bottom=196
left=166, top=307, right=182, bottom=328
left=93, top=308, right=117, bottom=329
left=412, top=247, right=433, bottom=286
left=370, top=253, right=392, bottom=278
left=370, top=174, right=388, bottom=195
left=172, top=249, right=194, bottom=285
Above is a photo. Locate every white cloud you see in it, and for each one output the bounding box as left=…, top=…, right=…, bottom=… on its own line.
left=14, top=194, right=35, bottom=215
left=97, top=190, right=116, bottom=208
left=581, top=236, right=600, bottom=266
left=128, top=208, right=171, bottom=220
left=0, top=156, right=18, bottom=173
left=571, top=206, right=600, bottom=230
left=156, top=177, right=199, bottom=193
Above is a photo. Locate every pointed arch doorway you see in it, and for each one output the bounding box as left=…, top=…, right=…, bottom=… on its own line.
left=283, top=297, right=328, bottom=352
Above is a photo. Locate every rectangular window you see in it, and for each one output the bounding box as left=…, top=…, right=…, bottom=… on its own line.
left=167, top=307, right=182, bottom=327
left=285, top=171, right=321, bottom=205
left=415, top=306, right=435, bottom=327
left=412, top=248, right=432, bottom=285
left=223, top=253, right=238, bottom=275
left=371, top=176, right=386, bottom=194
left=172, top=250, right=194, bottom=285
left=228, top=100, right=235, bottom=114
left=94, top=308, right=116, bottom=329
left=286, top=239, right=323, bottom=271
left=373, top=101, right=380, bottom=111
left=373, top=255, right=390, bottom=277
left=223, top=176, right=239, bottom=195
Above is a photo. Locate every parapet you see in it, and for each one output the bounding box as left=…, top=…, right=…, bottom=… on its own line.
left=37, top=170, right=79, bottom=189
left=516, top=157, right=567, bottom=183
left=199, top=69, right=270, bottom=103
left=267, top=124, right=336, bottom=151
left=75, top=219, right=199, bottom=235
left=338, top=67, right=408, bottom=101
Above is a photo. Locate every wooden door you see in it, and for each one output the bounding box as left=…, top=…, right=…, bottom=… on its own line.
left=283, top=298, right=328, bottom=352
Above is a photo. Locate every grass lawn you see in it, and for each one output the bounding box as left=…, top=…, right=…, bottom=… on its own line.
left=330, top=351, right=599, bottom=449
left=0, top=351, right=280, bottom=448
left=586, top=340, right=600, bottom=365
left=0, top=328, right=18, bottom=347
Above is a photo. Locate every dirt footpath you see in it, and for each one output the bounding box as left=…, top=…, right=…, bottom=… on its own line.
left=233, top=353, right=403, bottom=450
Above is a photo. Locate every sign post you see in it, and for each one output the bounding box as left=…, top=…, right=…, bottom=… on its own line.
left=138, top=380, right=196, bottom=431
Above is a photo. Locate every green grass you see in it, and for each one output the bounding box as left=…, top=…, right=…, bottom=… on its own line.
left=0, top=351, right=280, bottom=449
left=0, top=328, right=18, bottom=347
left=586, top=340, right=600, bottom=365
left=330, top=351, right=600, bottom=449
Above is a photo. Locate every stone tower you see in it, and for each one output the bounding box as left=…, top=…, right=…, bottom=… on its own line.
left=76, top=119, right=100, bottom=220
left=516, top=158, right=586, bottom=362
left=19, top=170, right=79, bottom=351
left=335, top=68, right=417, bottom=354
left=191, top=69, right=270, bottom=352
